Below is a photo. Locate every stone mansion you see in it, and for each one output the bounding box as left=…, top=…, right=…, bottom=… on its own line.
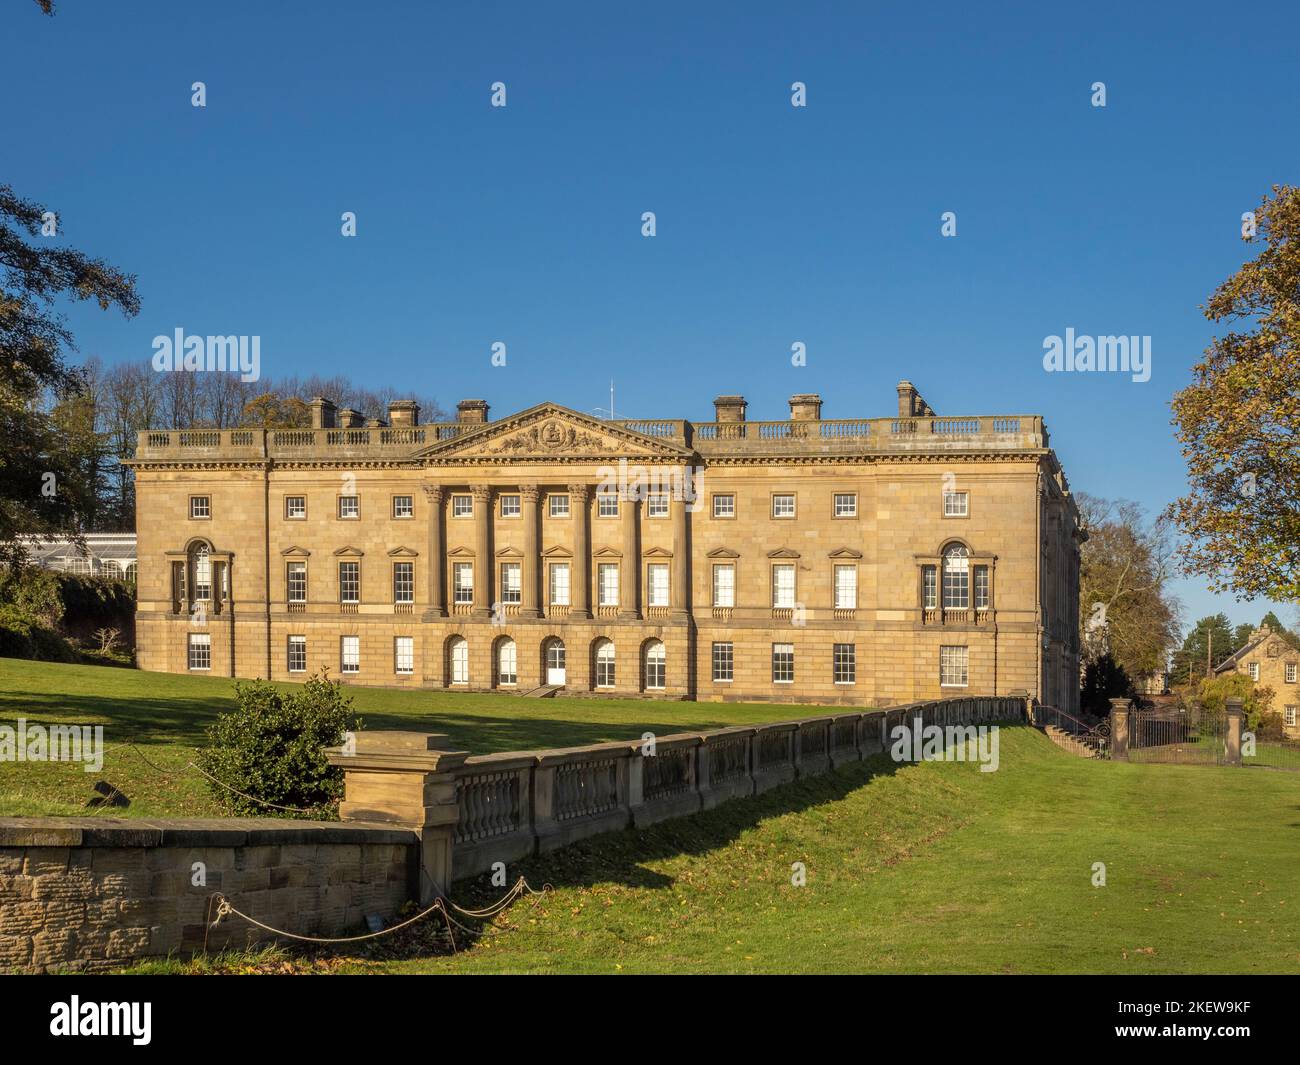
left=128, top=381, right=1083, bottom=711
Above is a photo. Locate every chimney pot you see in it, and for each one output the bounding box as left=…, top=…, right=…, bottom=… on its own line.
left=309, top=396, right=337, bottom=429
left=713, top=395, right=747, bottom=423
left=788, top=393, right=823, bottom=421
left=387, top=400, right=419, bottom=427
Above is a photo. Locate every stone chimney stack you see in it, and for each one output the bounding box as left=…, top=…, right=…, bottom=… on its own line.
left=337, top=407, right=366, bottom=428
left=457, top=399, right=490, bottom=424
left=788, top=393, right=823, bottom=421
left=896, top=380, right=935, bottom=418
left=309, top=396, right=337, bottom=429
left=713, top=395, right=747, bottom=423
left=387, top=400, right=420, bottom=427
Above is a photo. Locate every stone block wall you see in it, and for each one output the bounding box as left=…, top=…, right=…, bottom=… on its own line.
left=0, top=818, right=416, bottom=974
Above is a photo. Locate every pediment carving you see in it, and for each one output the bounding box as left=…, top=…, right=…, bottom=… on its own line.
left=415, top=403, right=693, bottom=464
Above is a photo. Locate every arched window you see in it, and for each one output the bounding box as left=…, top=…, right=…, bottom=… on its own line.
left=496, top=638, right=517, bottom=687
left=189, top=546, right=210, bottom=603
left=102, top=560, right=122, bottom=580
left=448, top=636, right=469, bottom=685
left=63, top=556, right=91, bottom=575
left=594, top=639, right=616, bottom=689
left=941, top=543, right=969, bottom=610
left=125, top=561, right=138, bottom=584
left=644, top=639, right=666, bottom=691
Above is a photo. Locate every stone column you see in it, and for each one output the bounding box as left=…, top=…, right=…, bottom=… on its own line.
left=421, top=485, right=446, bottom=618
left=327, top=731, right=468, bottom=903
left=471, top=486, right=493, bottom=617
left=671, top=485, right=688, bottom=619
left=519, top=484, right=541, bottom=619
left=1225, top=697, right=1244, bottom=767
left=1109, top=697, right=1130, bottom=761
left=619, top=490, right=641, bottom=620
left=569, top=483, right=592, bottom=619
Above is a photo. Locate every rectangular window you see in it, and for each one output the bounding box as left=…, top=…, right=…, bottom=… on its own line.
left=287, top=635, right=306, bottom=673
left=922, top=565, right=937, bottom=609
left=338, top=561, right=360, bottom=604
left=341, top=635, right=360, bottom=674
left=392, top=495, right=414, bottom=519
left=772, top=643, right=794, bottom=683
left=833, top=493, right=857, bottom=518
left=598, top=563, right=619, bottom=607
left=500, top=562, right=521, bottom=604
left=338, top=495, right=359, bottom=519
left=713, top=494, right=735, bottom=519
left=393, top=561, right=414, bottom=604
left=712, top=563, right=736, bottom=607
left=452, top=494, right=473, bottom=518
left=647, top=563, right=669, bottom=607
left=187, top=633, right=211, bottom=670
left=192, top=549, right=211, bottom=601
left=453, top=562, right=474, bottom=604
left=285, top=496, right=306, bottom=519
left=395, top=636, right=414, bottom=675
left=549, top=494, right=570, bottom=518
left=772, top=564, right=795, bottom=608
left=1249, top=662, right=1260, bottom=681
left=1287, top=663, right=1297, bottom=684
left=1286, top=706, right=1298, bottom=727
left=189, top=496, right=210, bottom=519
left=597, top=493, right=619, bottom=518
left=647, top=493, right=669, bottom=518
left=834, top=643, right=856, bottom=684
left=943, top=491, right=969, bottom=517
left=287, top=561, right=307, bottom=603
left=712, top=642, right=734, bottom=682
left=549, top=562, right=570, bottom=606
left=772, top=494, right=796, bottom=519
left=500, top=494, right=521, bottom=518
left=940, top=645, right=969, bottom=687
left=943, top=555, right=969, bottom=609
left=834, top=565, right=857, bottom=609
left=974, top=565, right=990, bottom=610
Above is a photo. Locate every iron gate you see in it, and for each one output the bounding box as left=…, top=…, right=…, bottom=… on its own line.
left=1128, top=706, right=1228, bottom=765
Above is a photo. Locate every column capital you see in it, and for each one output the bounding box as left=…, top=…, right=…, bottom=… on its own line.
left=519, top=484, right=541, bottom=504
left=470, top=484, right=493, bottom=503
left=422, top=484, right=444, bottom=502
left=567, top=482, right=593, bottom=502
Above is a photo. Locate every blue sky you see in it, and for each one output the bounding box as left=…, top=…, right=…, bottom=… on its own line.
left=6, top=0, right=1296, bottom=630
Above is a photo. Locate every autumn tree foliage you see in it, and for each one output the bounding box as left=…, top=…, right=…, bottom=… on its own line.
left=1077, top=493, right=1181, bottom=681
left=1169, top=185, right=1300, bottom=603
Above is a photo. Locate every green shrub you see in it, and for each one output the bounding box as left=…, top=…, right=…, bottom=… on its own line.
left=1196, top=672, right=1273, bottom=732
left=196, top=672, right=361, bottom=817
left=0, top=604, right=79, bottom=662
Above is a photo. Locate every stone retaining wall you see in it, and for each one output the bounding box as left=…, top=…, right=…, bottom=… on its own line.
left=0, top=818, right=417, bottom=974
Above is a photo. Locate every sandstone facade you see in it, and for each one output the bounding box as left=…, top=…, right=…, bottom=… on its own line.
left=127, top=382, right=1082, bottom=711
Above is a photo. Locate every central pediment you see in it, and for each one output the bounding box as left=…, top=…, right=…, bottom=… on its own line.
left=416, top=403, right=694, bottom=464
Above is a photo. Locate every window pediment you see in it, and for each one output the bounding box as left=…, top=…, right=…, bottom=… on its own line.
left=828, top=547, right=862, bottom=559
left=707, top=547, right=740, bottom=559
left=280, top=545, right=311, bottom=557
left=767, top=548, right=800, bottom=559
left=333, top=545, right=365, bottom=557
left=387, top=546, right=419, bottom=557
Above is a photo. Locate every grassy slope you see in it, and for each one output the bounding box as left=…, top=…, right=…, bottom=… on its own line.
left=0, top=658, right=818, bottom=817
left=353, top=728, right=1300, bottom=975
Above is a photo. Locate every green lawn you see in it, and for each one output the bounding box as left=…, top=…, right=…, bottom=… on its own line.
left=0, top=658, right=818, bottom=817
left=8, top=658, right=1300, bottom=974
left=351, top=727, right=1299, bottom=974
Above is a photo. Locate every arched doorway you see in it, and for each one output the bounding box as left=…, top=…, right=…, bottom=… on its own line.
left=544, top=638, right=566, bottom=686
